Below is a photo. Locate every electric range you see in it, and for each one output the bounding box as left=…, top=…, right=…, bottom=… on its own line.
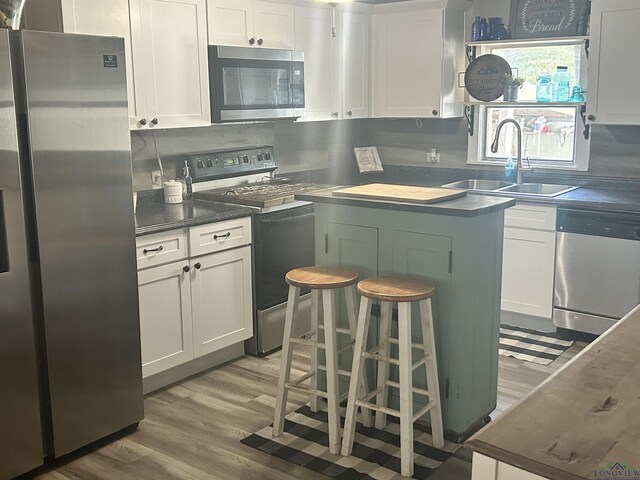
left=190, top=146, right=325, bottom=355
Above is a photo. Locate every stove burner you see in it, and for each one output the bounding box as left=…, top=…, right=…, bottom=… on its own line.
left=196, top=182, right=327, bottom=209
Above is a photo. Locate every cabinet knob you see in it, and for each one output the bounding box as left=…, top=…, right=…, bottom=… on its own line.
left=183, top=265, right=190, bottom=273
left=257, top=38, right=264, bottom=46
left=139, top=118, right=147, bottom=126
left=332, top=112, right=338, bottom=118
left=587, top=114, right=596, bottom=121
left=249, top=37, right=256, bottom=46
left=432, top=109, right=438, bottom=116
left=347, top=111, right=353, bottom=117
left=194, top=262, right=202, bottom=270
left=151, top=118, right=159, bottom=126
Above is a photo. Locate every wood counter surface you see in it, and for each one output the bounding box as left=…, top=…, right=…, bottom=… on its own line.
left=465, top=304, right=640, bottom=480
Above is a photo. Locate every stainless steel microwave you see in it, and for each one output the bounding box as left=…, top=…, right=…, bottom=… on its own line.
left=209, top=45, right=305, bottom=123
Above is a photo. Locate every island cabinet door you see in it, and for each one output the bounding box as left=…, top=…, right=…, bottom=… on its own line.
left=190, top=246, right=253, bottom=357
left=138, top=261, right=194, bottom=378
left=325, top=223, right=379, bottom=277
left=383, top=231, right=452, bottom=418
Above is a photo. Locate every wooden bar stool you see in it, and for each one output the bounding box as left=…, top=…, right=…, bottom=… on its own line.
left=341, top=275, right=445, bottom=478
left=273, top=266, right=373, bottom=455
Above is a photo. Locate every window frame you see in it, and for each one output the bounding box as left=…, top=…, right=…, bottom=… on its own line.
left=466, top=39, right=591, bottom=172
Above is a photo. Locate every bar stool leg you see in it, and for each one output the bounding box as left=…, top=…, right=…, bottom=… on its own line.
left=323, top=289, right=341, bottom=455
left=344, top=285, right=373, bottom=428
left=375, top=300, right=393, bottom=429
left=273, top=285, right=301, bottom=437
left=309, top=289, right=320, bottom=413
left=419, top=299, right=445, bottom=449
left=340, top=296, right=373, bottom=456
left=398, top=302, right=415, bottom=478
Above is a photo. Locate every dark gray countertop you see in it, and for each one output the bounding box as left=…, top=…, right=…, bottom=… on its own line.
left=296, top=187, right=516, bottom=217
left=135, top=199, right=253, bottom=237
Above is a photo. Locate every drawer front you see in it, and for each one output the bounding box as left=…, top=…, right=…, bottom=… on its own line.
left=136, top=229, right=188, bottom=269
left=189, top=216, right=252, bottom=256
left=504, top=203, right=557, bottom=231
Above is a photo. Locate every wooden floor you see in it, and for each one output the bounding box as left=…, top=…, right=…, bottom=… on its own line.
left=34, top=342, right=587, bottom=480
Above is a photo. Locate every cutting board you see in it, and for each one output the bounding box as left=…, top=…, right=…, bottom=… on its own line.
left=331, top=183, right=467, bottom=204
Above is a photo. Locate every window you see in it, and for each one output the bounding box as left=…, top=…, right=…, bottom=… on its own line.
left=467, top=42, right=590, bottom=171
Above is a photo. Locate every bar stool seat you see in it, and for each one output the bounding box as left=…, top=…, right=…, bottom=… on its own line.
left=286, top=266, right=359, bottom=290
left=274, top=266, right=373, bottom=455
left=357, top=276, right=436, bottom=302
left=342, top=274, right=445, bottom=478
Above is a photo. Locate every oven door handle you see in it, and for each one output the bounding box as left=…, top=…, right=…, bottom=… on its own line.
left=259, top=213, right=315, bottom=224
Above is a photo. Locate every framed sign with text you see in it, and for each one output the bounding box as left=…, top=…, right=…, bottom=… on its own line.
left=509, top=0, right=591, bottom=39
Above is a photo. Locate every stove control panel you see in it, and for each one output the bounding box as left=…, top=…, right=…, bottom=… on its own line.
left=186, top=146, right=277, bottom=182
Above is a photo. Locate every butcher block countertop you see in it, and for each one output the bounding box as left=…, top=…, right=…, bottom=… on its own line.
left=466, top=304, right=640, bottom=480
left=297, top=185, right=515, bottom=217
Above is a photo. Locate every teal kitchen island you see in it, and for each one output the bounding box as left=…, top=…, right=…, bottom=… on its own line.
left=295, top=187, right=516, bottom=442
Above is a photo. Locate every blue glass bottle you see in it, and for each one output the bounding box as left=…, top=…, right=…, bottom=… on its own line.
left=479, top=18, right=488, bottom=41
left=569, top=85, right=585, bottom=102
left=552, top=66, right=571, bottom=102
left=471, top=16, right=482, bottom=41
left=536, top=71, right=552, bottom=102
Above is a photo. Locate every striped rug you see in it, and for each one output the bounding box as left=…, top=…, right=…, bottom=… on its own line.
left=241, top=405, right=460, bottom=480
left=499, top=324, right=574, bottom=365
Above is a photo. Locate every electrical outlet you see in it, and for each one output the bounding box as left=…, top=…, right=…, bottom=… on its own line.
left=151, top=170, right=162, bottom=189
left=427, top=148, right=440, bottom=164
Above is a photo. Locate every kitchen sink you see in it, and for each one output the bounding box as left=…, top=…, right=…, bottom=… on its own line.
left=497, top=183, right=579, bottom=197
left=441, top=179, right=513, bottom=191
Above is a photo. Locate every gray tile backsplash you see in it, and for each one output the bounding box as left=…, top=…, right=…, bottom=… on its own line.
left=132, top=119, right=640, bottom=191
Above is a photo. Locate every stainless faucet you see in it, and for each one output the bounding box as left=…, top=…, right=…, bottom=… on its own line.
left=490, top=119, right=531, bottom=184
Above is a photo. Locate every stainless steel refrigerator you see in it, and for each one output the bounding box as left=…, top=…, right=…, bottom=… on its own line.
left=0, top=29, right=143, bottom=480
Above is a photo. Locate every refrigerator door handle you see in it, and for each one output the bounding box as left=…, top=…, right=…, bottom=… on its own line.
left=0, top=191, right=8, bottom=273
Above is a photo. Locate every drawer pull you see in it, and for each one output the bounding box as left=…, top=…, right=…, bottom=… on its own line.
left=214, top=232, right=231, bottom=240
left=143, top=245, right=164, bottom=254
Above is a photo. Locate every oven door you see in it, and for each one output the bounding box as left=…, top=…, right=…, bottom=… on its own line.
left=209, top=46, right=305, bottom=122
left=248, top=205, right=315, bottom=355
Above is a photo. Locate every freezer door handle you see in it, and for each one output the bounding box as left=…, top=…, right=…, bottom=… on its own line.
left=0, top=192, right=8, bottom=273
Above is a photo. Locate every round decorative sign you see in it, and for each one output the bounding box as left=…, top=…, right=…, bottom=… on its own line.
left=464, top=54, right=512, bottom=102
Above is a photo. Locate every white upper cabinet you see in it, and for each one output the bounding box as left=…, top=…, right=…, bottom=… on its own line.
left=135, top=0, right=211, bottom=129
left=372, top=4, right=466, bottom=118
left=294, top=5, right=339, bottom=121
left=208, top=0, right=294, bottom=49
left=587, top=0, right=640, bottom=125
left=61, top=0, right=210, bottom=130
left=60, top=0, right=143, bottom=128
left=341, top=11, right=370, bottom=119
left=254, top=1, right=296, bottom=49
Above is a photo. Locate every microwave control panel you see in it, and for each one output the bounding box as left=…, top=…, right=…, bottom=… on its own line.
left=187, top=146, right=277, bottom=182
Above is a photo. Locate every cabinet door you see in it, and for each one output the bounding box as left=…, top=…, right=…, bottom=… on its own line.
left=138, top=0, right=211, bottom=129
left=587, top=0, right=640, bottom=124
left=254, top=1, right=295, bottom=49
left=341, top=11, right=370, bottom=119
left=60, top=0, right=145, bottom=129
left=294, top=6, right=339, bottom=121
left=326, top=223, right=378, bottom=277
left=138, top=261, right=194, bottom=377
left=372, top=9, right=443, bottom=117
left=191, top=246, right=253, bottom=357
left=207, top=0, right=254, bottom=47
left=501, top=227, right=556, bottom=318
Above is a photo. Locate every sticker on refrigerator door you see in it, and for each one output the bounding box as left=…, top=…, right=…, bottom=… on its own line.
left=103, top=55, right=118, bottom=68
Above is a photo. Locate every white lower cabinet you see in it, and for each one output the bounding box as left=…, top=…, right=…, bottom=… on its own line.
left=191, top=246, right=253, bottom=357
left=472, top=453, right=549, bottom=480
left=136, top=218, right=253, bottom=379
left=138, top=261, right=194, bottom=377
left=501, top=204, right=557, bottom=318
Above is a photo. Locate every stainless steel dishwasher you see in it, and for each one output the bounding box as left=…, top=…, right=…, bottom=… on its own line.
left=554, top=208, right=640, bottom=335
